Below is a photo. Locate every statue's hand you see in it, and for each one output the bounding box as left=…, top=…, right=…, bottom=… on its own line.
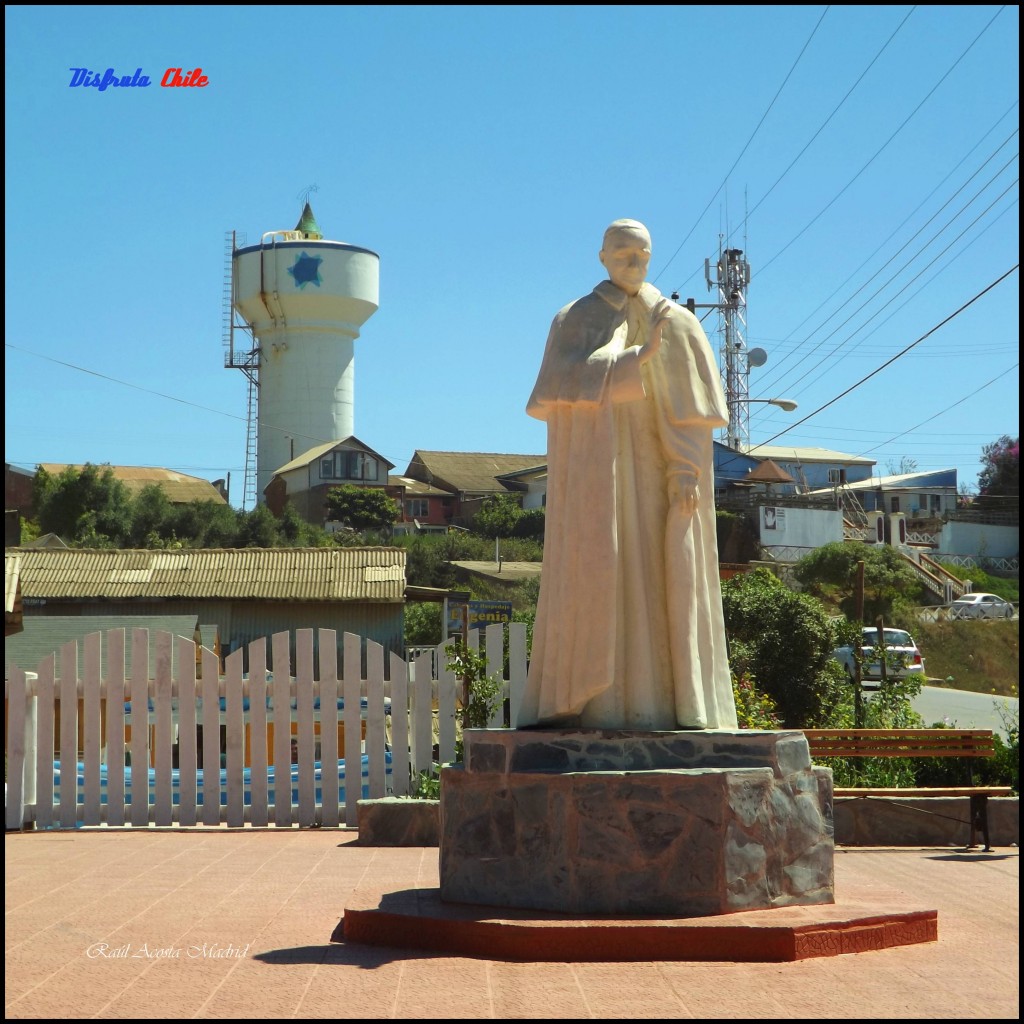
left=638, top=298, right=673, bottom=364
left=669, top=476, right=698, bottom=515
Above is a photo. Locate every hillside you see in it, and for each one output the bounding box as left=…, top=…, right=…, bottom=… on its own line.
left=912, top=618, right=1018, bottom=697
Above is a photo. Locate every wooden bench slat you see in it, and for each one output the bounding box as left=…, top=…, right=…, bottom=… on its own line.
left=803, top=728, right=997, bottom=759
left=834, top=787, right=1012, bottom=798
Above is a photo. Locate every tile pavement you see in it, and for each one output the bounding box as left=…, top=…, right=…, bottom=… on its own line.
left=5, top=829, right=1018, bottom=1019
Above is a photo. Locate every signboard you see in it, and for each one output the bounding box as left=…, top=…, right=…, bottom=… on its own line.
left=762, top=507, right=786, bottom=532
left=445, top=599, right=513, bottom=635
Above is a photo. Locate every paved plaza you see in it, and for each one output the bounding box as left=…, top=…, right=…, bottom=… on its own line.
left=5, top=830, right=1019, bottom=1019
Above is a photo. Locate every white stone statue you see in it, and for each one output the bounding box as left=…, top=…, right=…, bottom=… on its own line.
left=518, top=219, right=738, bottom=730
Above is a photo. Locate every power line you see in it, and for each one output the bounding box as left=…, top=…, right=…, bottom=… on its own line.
left=754, top=121, right=1019, bottom=389
left=853, top=364, right=1019, bottom=459
left=768, top=176, right=1019, bottom=400
left=651, top=5, right=831, bottom=286
left=756, top=5, right=1009, bottom=279
left=747, top=265, right=1019, bottom=453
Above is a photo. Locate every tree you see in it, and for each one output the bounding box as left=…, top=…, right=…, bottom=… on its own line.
left=977, top=435, right=1019, bottom=497
left=324, top=485, right=400, bottom=532
left=721, top=568, right=847, bottom=728
left=792, top=542, right=922, bottom=623
left=128, top=484, right=175, bottom=547
left=473, top=494, right=523, bottom=539
left=885, top=456, right=918, bottom=476
left=34, top=464, right=134, bottom=546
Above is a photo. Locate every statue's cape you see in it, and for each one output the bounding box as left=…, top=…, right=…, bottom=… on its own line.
left=527, top=281, right=728, bottom=428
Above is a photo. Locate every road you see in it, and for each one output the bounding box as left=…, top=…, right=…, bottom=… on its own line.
left=911, top=684, right=1018, bottom=739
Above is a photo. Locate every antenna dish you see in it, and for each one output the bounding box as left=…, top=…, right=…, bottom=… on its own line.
left=747, top=347, right=768, bottom=368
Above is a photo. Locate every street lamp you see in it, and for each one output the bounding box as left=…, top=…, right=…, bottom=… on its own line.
left=756, top=398, right=798, bottom=413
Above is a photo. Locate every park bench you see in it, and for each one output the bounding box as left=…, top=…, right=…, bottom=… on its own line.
left=803, top=729, right=1012, bottom=851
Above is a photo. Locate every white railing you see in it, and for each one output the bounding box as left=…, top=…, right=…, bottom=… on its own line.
left=938, top=554, right=1019, bottom=573
left=5, top=624, right=528, bottom=832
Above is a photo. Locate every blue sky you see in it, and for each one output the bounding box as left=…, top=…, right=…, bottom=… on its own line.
left=5, top=5, right=1019, bottom=507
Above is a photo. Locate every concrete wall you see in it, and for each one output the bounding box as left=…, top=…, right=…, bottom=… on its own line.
left=833, top=796, right=1018, bottom=848
left=758, top=506, right=843, bottom=551
left=938, top=521, right=1019, bottom=560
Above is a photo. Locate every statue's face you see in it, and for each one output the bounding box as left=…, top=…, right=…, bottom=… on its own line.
left=599, top=226, right=651, bottom=295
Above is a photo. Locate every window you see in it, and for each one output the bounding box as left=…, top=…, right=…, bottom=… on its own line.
left=320, top=450, right=379, bottom=481
left=406, top=499, right=429, bottom=518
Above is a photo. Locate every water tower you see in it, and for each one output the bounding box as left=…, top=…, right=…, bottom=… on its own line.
left=227, top=203, right=380, bottom=504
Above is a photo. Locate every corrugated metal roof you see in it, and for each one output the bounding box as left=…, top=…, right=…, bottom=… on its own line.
left=740, top=447, right=874, bottom=466
left=38, top=465, right=227, bottom=505
left=11, top=547, right=406, bottom=603
left=407, top=451, right=547, bottom=495
left=387, top=475, right=453, bottom=497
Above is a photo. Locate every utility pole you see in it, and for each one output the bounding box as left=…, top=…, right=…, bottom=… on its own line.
left=854, top=560, right=865, bottom=729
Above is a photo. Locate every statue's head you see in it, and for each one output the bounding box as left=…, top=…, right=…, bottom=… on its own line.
left=599, top=219, right=652, bottom=296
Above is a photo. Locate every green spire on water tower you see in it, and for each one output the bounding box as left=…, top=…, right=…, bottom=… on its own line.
left=295, top=202, right=322, bottom=240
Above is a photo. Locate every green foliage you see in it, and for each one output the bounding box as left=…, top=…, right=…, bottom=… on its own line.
left=471, top=495, right=545, bottom=540
left=933, top=561, right=1019, bottom=603
left=793, top=542, right=923, bottom=622
left=412, top=771, right=441, bottom=799
left=34, top=464, right=134, bottom=546
left=446, top=641, right=504, bottom=731
left=514, top=507, right=546, bottom=539
left=324, top=484, right=400, bottom=531
left=170, top=500, right=240, bottom=548
left=816, top=673, right=926, bottom=787
left=732, top=672, right=782, bottom=729
left=978, top=434, right=1019, bottom=496
left=721, top=568, right=847, bottom=728
left=127, top=484, right=175, bottom=546
left=473, top=494, right=523, bottom=539
left=404, top=602, right=442, bottom=647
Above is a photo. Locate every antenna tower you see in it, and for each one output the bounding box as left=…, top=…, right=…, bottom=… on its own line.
left=705, top=242, right=751, bottom=450
left=222, top=229, right=259, bottom=509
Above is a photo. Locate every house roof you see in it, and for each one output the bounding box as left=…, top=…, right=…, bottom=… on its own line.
left=744, top=459, right=797, bottom=485
left=805, top=468, right=959, bottom=496
left=10, top=547, right=406, bottom=603
left=741, top=446, right=875, bottom=466
left=406, top=451, right=547, bottom=495
left=271, top=436, right=394, bottom=476
left=5, top=614, right=202, bottom=679
left=387, top=475, right=453, bottom=498
left=38, top=465, right=227, bottom=504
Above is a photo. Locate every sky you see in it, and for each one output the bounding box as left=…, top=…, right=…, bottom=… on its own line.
left=4, top=5, right=1019, bottom=509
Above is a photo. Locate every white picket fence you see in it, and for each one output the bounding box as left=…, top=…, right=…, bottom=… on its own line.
left=5, top=623, right=528, bottom=831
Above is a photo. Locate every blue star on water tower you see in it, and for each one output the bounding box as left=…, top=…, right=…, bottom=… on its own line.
left=288, top=252, right=323, bottom=289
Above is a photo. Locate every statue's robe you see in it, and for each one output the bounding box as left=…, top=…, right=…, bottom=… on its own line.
left=518, top=280, right=738, bottom=729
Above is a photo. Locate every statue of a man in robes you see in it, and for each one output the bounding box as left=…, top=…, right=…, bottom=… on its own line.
left=518, top=219, right=739, bottom=731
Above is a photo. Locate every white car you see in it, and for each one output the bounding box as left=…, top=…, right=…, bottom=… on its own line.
left=832, top=627, right=926, bottom=688
left=950, top=593, right=1015, bottom=620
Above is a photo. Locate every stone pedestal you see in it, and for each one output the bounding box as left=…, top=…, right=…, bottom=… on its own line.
left=439, top=729, right=834, bottom=917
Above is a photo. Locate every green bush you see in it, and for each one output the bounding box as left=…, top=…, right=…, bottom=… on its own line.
left=722, top=568, right=847, bottom=727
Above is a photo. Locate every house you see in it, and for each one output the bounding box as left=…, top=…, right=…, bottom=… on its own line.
left=263, top=436, right=394, bottom=526
left=5, top=463, right=35, bottom=519
left=717, top=445, right=875, bottom=494
left=804, top=468, right=959, bottom=517
left=387, top=476, right=456, bottom=535
left=401, top=451, right=547, bottom=526
left=11, top=546, right=407, bottom=672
